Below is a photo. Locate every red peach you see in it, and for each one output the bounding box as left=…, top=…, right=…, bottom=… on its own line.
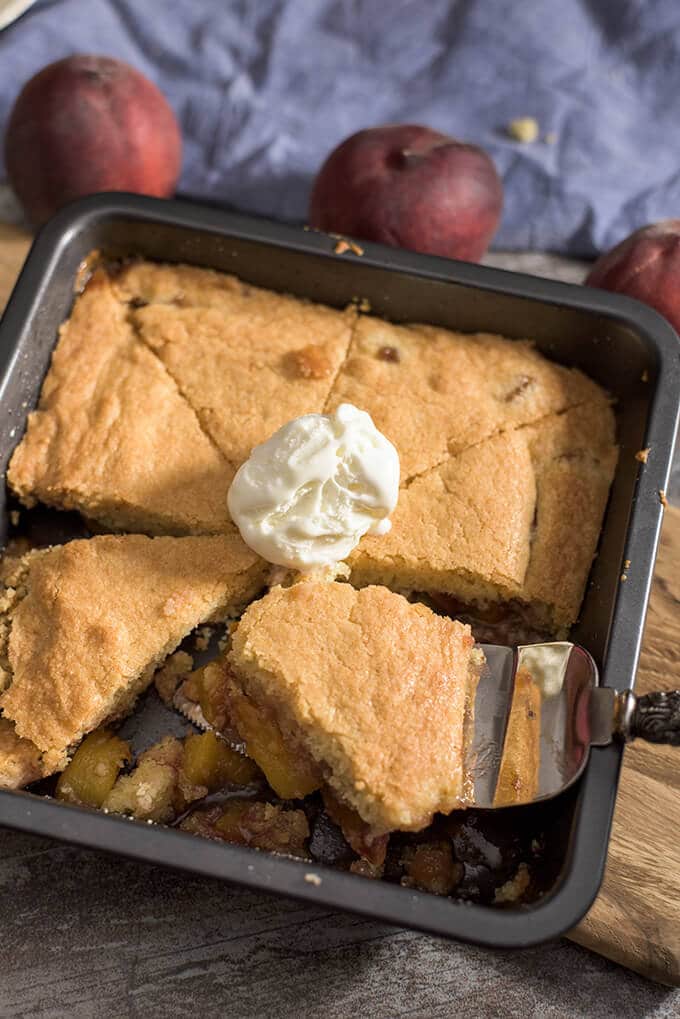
left=4, top=55, right=182, bottom=225
left=586, top=220, right=680, bottom=334
left=309, top=124, right=503, bottom=262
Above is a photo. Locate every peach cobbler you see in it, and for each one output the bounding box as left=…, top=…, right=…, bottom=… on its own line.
left=0, top=257, right=617, bottom=904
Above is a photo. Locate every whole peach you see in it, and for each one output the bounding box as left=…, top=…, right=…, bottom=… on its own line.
left=309, top=125, right=503, bottom=262
left=4, top=55, right=182, bottom=225
left=586, top=220, right=680, bottom=334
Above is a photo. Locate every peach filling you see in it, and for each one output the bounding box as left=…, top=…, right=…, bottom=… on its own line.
left=179, top=800, right=310, bottom=859
left=55, top=729, right=131, bottom=808
left=322, top=787, right=388, bottom=867
left=182, top=662, right=234, bottom=733
left=225, top=682, right=322, bottom=800
left=401, top=841, right=463, bottom=896
left=182, top=731, right=261, bottom=790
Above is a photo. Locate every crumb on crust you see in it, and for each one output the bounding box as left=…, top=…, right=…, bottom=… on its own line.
left=287, top=344, right=333, bottom=380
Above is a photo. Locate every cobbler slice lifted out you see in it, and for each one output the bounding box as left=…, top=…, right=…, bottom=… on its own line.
left=225, top=581, right=482, bottom=834
left=0, top=533, right=266, bottom=783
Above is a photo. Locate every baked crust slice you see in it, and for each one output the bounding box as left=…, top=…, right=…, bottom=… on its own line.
left=114, top=261, right=357, bottom=466
left=349, top=402, right=618, bottom=636
left=228, top=581, right=480, bottom=833
left=0, top=534, right=266, bottom=759
left=325, top=314, right=609, bottom=480
left=7, top=271, right=235, bottom=536
left=0, top=717, right=46, bottom=789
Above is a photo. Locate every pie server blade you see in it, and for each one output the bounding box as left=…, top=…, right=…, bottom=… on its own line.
left=122, top=637, right=680, bottom=811
left=469, top=642, right=680, bottom=809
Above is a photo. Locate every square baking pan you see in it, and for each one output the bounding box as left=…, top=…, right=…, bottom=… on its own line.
left=0, top=193, right=677, bottom=949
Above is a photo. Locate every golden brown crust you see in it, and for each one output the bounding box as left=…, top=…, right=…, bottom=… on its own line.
left=520, top=403, right=618, bottom=627
left=115, top=261, right=357, bottom=466
left=350, top=401, right=618, bottom=633
left=326, top=314, right=608, bottom=480
left=6, top=257, right=617, bottom=647
left=350, top=428, right=537, bottom=604
left=0, top=717, right=46, bottom=789
left=8, top=273, right=235, bottom=536
left=0, top=534, right=266, bottom=756
left=228, top=582, right=477, bottom=832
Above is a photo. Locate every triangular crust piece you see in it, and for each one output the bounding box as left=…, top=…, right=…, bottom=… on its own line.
left=229, top=581, right=479, bottom=832
left=0, top=533, right=266, bottom=758
left=349, top=402, right=617, bottom=635
left=349, top=427, right=537, bottom=604
left=326, top=314, right=609, bottom=480
left=115, top=261, right=357, bottom=466
left=8, top=272, right=235, bottom=536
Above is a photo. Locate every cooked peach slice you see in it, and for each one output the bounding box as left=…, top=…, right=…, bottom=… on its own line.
left=56, top=729, right=130, bottom=808
left=227, top=685, right=321, bottom=799
left=182, top=731, right=261, bottom=790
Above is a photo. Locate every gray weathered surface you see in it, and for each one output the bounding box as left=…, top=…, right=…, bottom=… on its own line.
left=0, top=243, right=678, bottom=1018
left=1, top=828, right=679, bottom=1019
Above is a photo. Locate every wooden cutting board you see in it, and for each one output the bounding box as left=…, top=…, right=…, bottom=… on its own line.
left=569, top=513, right=680, bottom=986
left=0, top=223, right=678, bottom=985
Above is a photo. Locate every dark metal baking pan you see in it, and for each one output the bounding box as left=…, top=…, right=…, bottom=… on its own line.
left=0, top=193, right=677, bottom=948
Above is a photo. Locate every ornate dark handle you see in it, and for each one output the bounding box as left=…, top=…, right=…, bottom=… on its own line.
left=625, top=690, right=680, bottom=746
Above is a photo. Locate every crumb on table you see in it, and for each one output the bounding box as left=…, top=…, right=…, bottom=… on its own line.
left=659, top=489, right=669, bottom=508
left=507, top=117, right=539, bottom=143
left=635, top=448, right=650, bottom=463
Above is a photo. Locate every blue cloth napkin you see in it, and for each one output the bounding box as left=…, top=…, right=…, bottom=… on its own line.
left=1, top=0, right=678, bottom=256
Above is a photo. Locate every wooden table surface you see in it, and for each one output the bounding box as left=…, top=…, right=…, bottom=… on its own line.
left=0, top=220, right=678, bottom=1018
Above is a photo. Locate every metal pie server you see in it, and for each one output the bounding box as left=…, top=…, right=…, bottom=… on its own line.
left=468, top=642, right=680, bottom=809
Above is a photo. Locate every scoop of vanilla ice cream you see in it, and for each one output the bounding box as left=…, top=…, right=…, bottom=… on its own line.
left=227, top=403, right=400, bottom=570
